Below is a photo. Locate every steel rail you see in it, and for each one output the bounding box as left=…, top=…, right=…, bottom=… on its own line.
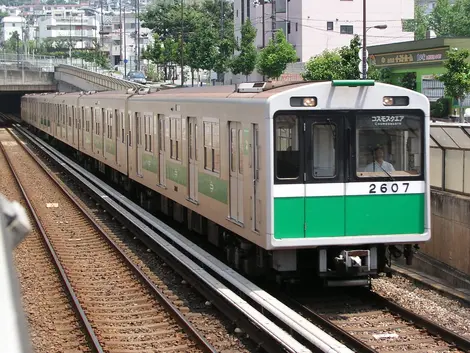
left=0, top=131, right=105, bottom=353
left=12, top=126, right=319, bottom=353
left=279, top=293, right=378, bottom=353
left=361, top=289, right=470, bottom=352
left=284, top=287, right=470, bottom=353
left=5, top=128, right=218, bottom=353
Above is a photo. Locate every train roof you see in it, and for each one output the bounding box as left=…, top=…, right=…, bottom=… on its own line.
left=129, top=81, right=314, bottom=101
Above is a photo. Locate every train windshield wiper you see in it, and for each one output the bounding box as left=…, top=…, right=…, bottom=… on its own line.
left=376, top=162, right=394, bottom=181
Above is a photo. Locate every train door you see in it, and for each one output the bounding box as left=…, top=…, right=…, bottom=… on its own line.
left=188, top=117, right=198, bottom=202
left=229, top=122, right=244, bottom=224
left=303, top=116, right=344, bottom=237
left=158, top=115, right=166, bottom=186
left=252, top=124, right=261, bottom=232
left=135, top=112, right=142, bottom=175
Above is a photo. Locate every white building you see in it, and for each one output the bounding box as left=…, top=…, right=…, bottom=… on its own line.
left=233, top=0, right=415, bottom=81
left=100, top=10, right=151, bottom=70
left=38, top=9, right=98, bottom=49
left=1, top=16, right=26, bottom=44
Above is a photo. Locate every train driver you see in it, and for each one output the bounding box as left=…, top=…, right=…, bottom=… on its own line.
left=364, top=147, right=395, bottom=173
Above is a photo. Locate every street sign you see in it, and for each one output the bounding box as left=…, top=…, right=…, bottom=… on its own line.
left=358, top=62, right=369, bottom=74
left=124, top=59, right=128, bottom=64
left=358, top=47, right=369, bottom=60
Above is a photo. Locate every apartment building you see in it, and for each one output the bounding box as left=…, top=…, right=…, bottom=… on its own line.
left=38, top=9, right=99, bottom=49
left=234, top=0, right=415, bottom=64
left=1, top=16, right=26, bottom=44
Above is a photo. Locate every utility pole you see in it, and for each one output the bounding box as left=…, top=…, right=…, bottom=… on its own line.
left=180, top=0, right=184, bottom=86
left=124, top=9, right=127, bottom=76
left=137, top=0, right=140, bottom=71
left=81, top=14, right=84, bottom=67
left=134, top=0, right=138, bottom=70
left=100, top=0, right=104, bottom=48
left=262, top=0, right=265, bottom=48
left=119, top=0, right=123, bottom=67
left=362, top=0, right=367, bottom=79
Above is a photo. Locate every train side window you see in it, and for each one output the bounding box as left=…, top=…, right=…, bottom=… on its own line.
left=170, top=117, right=181, bottom=160
left=204, top=121, right=220, bottom=173
left=311, top=124, right=336, bottom=178
left=121, top=112, right=124, bottom=143
left=275, top=115, right=300, bottom=180
left=143, top=114, right=153, bottom=152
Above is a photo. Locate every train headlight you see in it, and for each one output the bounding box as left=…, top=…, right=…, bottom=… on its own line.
left=383, top=96, right=409, bottom=106
left=303, top=97, right=317, bottom=107
left=290, top=97, right=318, bottom=107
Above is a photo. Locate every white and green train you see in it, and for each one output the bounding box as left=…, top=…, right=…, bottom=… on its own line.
left=21, top=79, right=430, bottom=286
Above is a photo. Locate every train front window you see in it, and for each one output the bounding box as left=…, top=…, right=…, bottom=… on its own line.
left=275, top=115, right=300, bottom=180
left=356, top=113, right=422, bottom=178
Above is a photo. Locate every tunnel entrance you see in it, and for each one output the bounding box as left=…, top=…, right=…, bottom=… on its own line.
left=0, top=90, right=55, bottom=115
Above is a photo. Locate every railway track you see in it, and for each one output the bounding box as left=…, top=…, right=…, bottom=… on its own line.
left=12, top=119, right=356, bottom=353
left=0, top=129, right=92, bottom=353
left=283, top=287, right=470, bottom=353
left=0, top=128, right=217, bottom=353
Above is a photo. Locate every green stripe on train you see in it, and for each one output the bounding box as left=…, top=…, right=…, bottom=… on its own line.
left=274, top=194, right=425, bottom=239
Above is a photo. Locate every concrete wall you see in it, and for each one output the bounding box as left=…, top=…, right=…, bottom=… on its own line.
left=422, top=190, right=470, bottom=276
left=0, top=70, right=54, bottom=86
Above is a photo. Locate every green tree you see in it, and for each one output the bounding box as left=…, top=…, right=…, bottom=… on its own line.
left=257, top=30, right=297, bottom=80
left=429, top=0, right=453, bottom=36
left=302, top=50, right=344, bottom=81
left=230, top=19, right=257, bottom=81
left=437, top=48, right=470, bottom=122
left=186, top=21, right=218, bottom=85
left=142, top=35, right=179, bottom=81
left=3, top=31, right=20, bottom=53
left=338, top=35, right=361, bottom=79
left=368, top=66, right=393, bottom=84
left=302, top=35, right=364, bottom=81
left=403, top=4, right=429, bottom=40
left=213, top=38, right=235, bottom=82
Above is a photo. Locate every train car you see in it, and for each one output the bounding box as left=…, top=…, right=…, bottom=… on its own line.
left=22, top=80, right=430, bottom=287
left=77, top=90, right=135, bottom=177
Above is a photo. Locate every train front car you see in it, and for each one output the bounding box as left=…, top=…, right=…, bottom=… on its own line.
left=268, top=80, right=430, bottom=287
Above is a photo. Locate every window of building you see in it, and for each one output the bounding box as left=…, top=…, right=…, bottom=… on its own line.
left=295, top=22, right=298, bottom=31
left=340, top=25, right=353, bottom=34
left=170, top=117, right=181, bottom=161
left=327, top=21, right=334, bottom=31
left=203, top=121, right=220, bottom=173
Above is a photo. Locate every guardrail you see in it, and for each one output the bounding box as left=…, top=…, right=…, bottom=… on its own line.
left=430, top=122, right=470, bottom=195
left=55, top=64, right=146, bottom=91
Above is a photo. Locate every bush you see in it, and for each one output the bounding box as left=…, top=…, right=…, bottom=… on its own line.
left=430, top=97, right=451, bottom=118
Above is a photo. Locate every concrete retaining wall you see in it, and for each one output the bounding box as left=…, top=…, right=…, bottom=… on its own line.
left=421, top=190, right=470, bottom=276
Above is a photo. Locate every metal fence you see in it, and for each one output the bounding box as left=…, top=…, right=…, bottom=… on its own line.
left=0, top=53, right=114, bottom=77
left=430, top=122, right=470, bottom=195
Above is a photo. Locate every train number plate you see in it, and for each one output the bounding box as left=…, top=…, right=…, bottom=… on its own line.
left=368, top=182, right=409, bottom=194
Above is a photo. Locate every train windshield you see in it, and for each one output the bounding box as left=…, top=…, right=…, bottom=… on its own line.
left=355, top=113, right=422, bottom=178
left=273, top=111, right=424, bottom=184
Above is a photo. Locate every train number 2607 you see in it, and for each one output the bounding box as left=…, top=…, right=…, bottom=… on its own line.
left=369, top=183, right=410, bottom=194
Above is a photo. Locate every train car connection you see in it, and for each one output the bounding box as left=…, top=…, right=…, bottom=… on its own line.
left=21, top=79, right=430, bottom=287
